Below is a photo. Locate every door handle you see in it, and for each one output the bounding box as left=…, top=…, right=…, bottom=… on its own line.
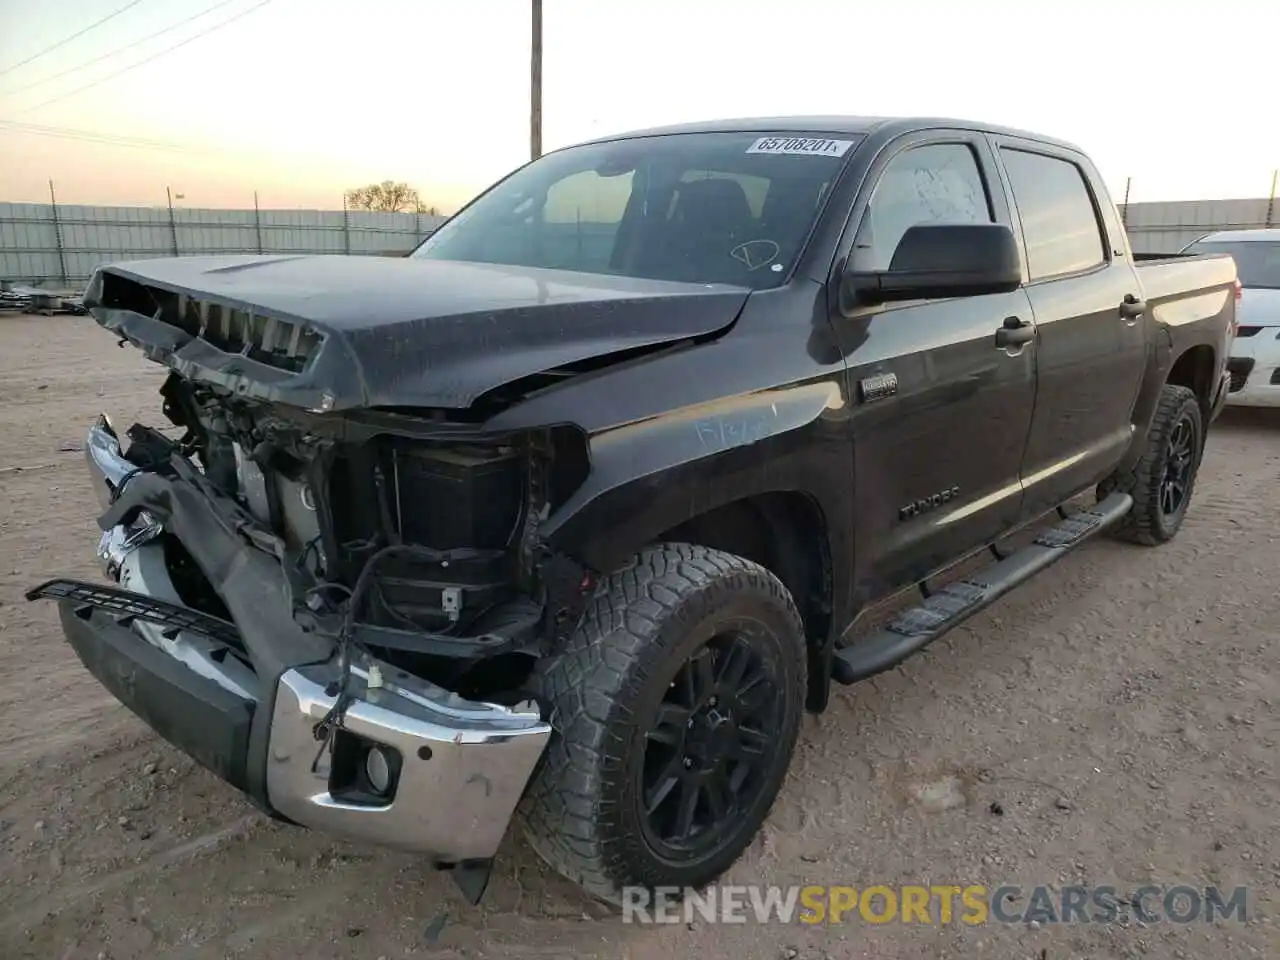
left=995, top=316, right=1034, bottom=348
left=1119, top=294, right=1147, bottom=319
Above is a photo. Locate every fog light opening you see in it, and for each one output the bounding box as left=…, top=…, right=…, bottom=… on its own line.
left=329, top=730, right=402, bottom=804
left=365, top=745, right=392, bottom=796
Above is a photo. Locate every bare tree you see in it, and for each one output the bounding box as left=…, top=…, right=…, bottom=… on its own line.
left=345, top=180, right=425, bottom=213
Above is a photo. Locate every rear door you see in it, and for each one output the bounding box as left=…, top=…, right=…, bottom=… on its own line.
left=827, top=130, right=1037, bottom=597
left=988, top=138, right=1149, bottom=517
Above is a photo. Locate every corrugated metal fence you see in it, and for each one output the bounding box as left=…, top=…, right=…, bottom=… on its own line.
left=2, top=195, right=1275, bottom=288
left=1119, top=197, right=1276, bottom=254
left=0, top=202, right=446, bottom=288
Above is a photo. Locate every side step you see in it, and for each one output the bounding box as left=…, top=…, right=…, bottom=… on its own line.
left=831, top=492, right=1132, bottom=685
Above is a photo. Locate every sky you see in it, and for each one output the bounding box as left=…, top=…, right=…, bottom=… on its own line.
left=0, top=0, right=1276, bottom=212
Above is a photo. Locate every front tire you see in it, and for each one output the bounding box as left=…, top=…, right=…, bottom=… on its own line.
left=1099, top=383, right=1204, bottom=545
left=518, top=543, right=807, bottom=906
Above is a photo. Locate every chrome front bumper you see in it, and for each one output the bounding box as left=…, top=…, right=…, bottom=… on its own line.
left=78, top=417, right=551, bottom=864
left=268, top=663, right=549, bottom=861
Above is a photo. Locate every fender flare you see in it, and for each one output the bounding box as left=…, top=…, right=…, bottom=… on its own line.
left=540, top=381, right=855, bottom=710
left=543, top=381, right=847, bottom=566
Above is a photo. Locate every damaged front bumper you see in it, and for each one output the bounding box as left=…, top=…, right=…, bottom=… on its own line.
left=30, top=417, right=551, bottom=878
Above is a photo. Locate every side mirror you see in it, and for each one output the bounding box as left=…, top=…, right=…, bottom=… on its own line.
left=843, top=222, right=1023, bottom=305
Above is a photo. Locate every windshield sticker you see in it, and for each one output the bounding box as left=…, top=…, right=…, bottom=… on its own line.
left=746, top=137, right=854, bottom=157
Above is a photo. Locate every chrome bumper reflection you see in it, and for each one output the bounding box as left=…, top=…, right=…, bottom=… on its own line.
left=86, top=415, right=135, bottom=510
left=268, top=665, right=550, bottom=863
left=88, top=419, right=256, bottom=699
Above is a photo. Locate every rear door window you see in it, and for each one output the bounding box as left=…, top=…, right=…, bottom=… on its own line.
left=1000, top=148, right=1107, bottom=280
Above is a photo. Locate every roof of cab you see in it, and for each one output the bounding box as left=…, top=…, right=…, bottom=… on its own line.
left=577, top=115, right=1086, bottom=153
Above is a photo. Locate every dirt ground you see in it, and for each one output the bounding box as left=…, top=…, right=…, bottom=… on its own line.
left=0, top=312, right=1276, bottom=960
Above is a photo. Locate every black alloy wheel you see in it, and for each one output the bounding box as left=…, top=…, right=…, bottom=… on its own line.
left=639, top=630, right=779, bottom=858
left=1160, top=414, right=1196, bottom=517
left=518, top=543, right=807, bottom=907
left=1099, top=383, right=1203, bottom=545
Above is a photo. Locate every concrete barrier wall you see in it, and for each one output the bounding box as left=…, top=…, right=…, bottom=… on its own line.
left=1119, top=197, right=1275, bottom=254
left=3, top=196, right=1275, bottom=287
left=0, top=202, right=446, bottom=287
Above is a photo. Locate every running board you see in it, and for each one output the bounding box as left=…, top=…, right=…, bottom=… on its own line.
left=831, top=492, right=1132, bottom=685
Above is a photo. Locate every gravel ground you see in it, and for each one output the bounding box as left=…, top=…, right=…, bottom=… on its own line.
left=0, top=313, right=1276, bottom=960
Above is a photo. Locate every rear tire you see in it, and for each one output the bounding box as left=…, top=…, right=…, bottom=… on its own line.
left=518, top=543, right=806, bottom=907
left=1098, top=383, right=1203, bottom=545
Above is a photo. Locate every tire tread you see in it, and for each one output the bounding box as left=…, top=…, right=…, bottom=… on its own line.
left=1099, top=383, right=1202, bottom=546
left=518, top=542, right=805, bottom=905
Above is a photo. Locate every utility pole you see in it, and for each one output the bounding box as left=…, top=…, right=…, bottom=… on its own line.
left=530, top=0, right=542, bottom=161
left=48, top=179, right=68, bottom=286
left=166, top=185, right=180, bottom=257
left=1266, top=168, right=1277, bottom=228
left=253, top=190, right=264, bottom=254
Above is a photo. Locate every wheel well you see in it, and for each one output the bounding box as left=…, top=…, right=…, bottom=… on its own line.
left=654, top=492, right=833, bottom=648
left=1167, top=344, right=1216, bottom=417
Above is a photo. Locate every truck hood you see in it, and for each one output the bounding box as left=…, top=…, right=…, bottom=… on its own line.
left=84, top=254, right=751, bottom=412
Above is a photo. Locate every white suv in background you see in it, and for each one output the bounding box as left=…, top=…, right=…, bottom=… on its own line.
left=1181, top=229, right=1280, bottom=407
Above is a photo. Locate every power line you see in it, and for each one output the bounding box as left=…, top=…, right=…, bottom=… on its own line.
left=1, top=0, right=242, bottom=98
left=0, top=0, right=149, bottom=78
left=0, top=117, right=318, bottom=167
left=15, top=0, right=276, bottom=115
left=0, top=119, right=213, bottom=154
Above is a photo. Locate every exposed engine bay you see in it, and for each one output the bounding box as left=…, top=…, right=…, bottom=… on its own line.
left=136, top=371, right=595, bottom=699
left=27, top=247, right=759, bottom=900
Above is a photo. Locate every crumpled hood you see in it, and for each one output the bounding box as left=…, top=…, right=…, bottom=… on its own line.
left=84, top=254, right=752, bottom=411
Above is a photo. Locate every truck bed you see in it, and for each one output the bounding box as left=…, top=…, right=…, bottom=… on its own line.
left=1132, top=251, right=1237, bottom=303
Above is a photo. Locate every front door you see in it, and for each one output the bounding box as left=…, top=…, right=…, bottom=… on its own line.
left=826, top=133, right=1038, bottom=603
left=989, top=138, right=1149, bottom=518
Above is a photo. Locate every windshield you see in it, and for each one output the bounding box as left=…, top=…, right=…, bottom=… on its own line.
left=1182, top=239, right=1280, bottom=289
left=411, top=131, right=859, bottom=289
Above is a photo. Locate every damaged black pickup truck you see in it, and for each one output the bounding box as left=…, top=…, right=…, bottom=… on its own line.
left=29, top=116, right=1237, bottom=907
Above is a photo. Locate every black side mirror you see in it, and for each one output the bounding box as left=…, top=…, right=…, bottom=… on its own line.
left=844, top=222, right=1023, bottom=306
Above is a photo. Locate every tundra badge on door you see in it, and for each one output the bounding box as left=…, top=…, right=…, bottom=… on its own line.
left=899, top=485, right=961, bottom=521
